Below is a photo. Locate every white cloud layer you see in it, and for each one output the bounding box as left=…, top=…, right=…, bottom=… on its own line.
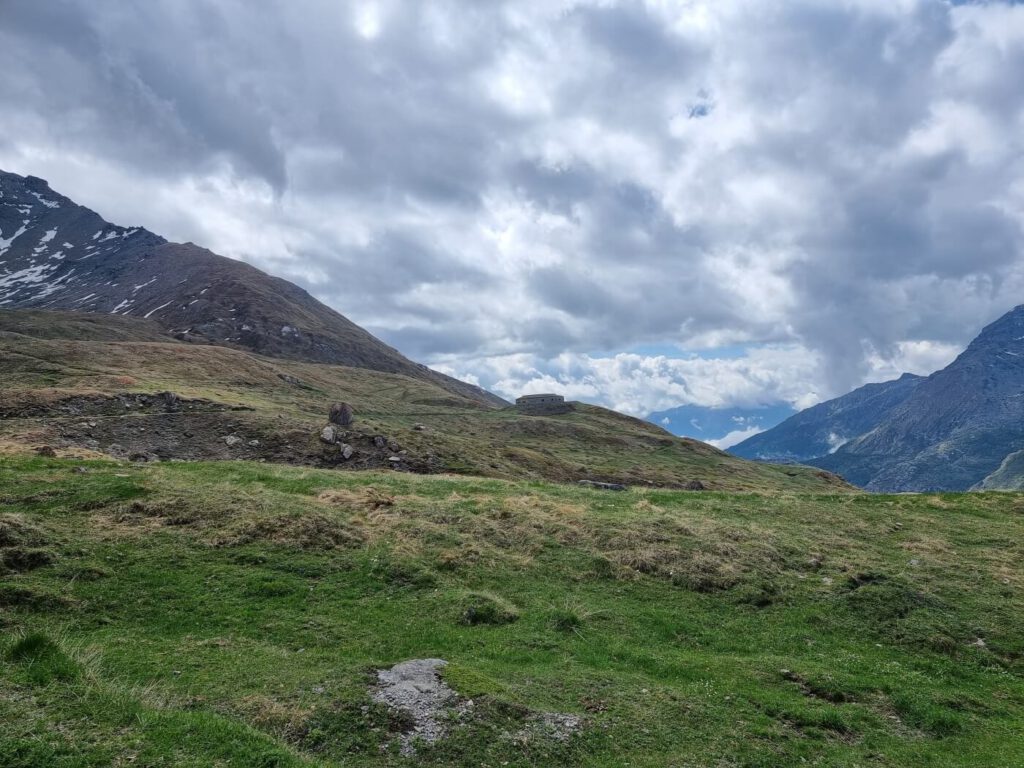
left=1, top=0, right=1022, bottom=415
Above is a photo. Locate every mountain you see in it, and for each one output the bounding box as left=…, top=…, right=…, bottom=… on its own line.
left=647, top=404, right=795, bottom=449
left=0, top=308, right=849, bottom=492
left=0, top=170, right=504, bottom=407
left=735, top=305, right=1024, bottom=492
left=813, top=306, right=1024, bottom=491
left=731, top=373, right=924, bottom=464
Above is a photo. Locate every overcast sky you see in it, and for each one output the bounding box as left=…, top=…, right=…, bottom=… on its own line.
left=2, top=0, right=1023, bottom=415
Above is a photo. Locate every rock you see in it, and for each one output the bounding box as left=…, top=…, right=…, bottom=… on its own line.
left=523, top=712, right=584, bottom=742
left=320, top=425, right=339, bottom=445
left=87, top=421, right=97, bottom=428
left=328, top=402, right=354, bottom=426
left=160, top=391, right=180, bottom=410
left=373, top=435, right=387, bottom=449
left=413, top=424, right=426, bottom=431
left=247, top=439, right=260, bottom=447
left=224, top=435, right=242, bottom=447
left=34, top=446, right=57, bottom=457
left=277, top=373, right=306, bottom=388
left=372, top=659, right=462, bottom=756
left=72, top=466, right=89, bottom=474
left=388, top=455, right=402, bottom=463
left=341, top=444, right=354, bottom=460
left=685, top=480, right=706, bottom=491
left=387, top=440, right=401, bottom=452
left=577, top=480, right=627, bottom=491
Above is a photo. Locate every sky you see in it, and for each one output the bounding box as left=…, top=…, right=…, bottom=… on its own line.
left=1, top=0, right=1023, bottom=417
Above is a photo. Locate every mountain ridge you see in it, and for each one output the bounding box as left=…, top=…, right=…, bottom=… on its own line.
left=731, top=372, right=924, bottom=464
left=0, top=170, right=505, bottom=407
left=734, top=306, right=1024, bottom=491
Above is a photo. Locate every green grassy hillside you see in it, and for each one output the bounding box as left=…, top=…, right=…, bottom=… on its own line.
left=0, top=310, right=844, bottom=493
left=1, top=455, right=1022, bottom=766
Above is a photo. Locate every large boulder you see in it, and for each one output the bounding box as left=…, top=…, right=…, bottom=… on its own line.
left=328, top=402, right=355, bottom=426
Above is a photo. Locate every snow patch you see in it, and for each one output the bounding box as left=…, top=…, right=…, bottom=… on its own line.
left=111, top=298, right=133, bottom=314
left=29, top=191, right=60, bottom=209
left=0, top=220, right=30, bottom=256
left=0, top=261, right=74, bottom=301
left=143, top=300, right=173, bottom=318
left=31, top=228, right=58, bottom=256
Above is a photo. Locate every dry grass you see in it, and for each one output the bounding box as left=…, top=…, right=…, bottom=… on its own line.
left=233, top=695, right=314, bottom=744
left=316, top=487, right=398, bottom=510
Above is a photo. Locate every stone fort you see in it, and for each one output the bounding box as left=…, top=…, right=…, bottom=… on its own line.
left=515, top=393, right=573, bottom=415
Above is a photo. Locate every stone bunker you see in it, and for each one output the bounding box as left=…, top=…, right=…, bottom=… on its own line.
left=515, top=393, right=572, bottom=415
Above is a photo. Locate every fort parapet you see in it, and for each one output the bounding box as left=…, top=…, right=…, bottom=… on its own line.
left=515, top=393, right=573, bottom=415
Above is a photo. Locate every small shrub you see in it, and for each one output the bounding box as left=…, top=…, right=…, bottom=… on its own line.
left=460, top=591, right=520, bottom=626
left=549, top=600, right=601, bottom=634
left=367, top=553, right=436, bottom=588
left=7, top=632, right=80, bottom=685
left=590, top=555, right=616, bottom=579
left=734, top=580, right=783, bottom=608
left=550, top=608, right=584, bottom=634
left=436, top=545, right=481, bottom=572
left=0, top=514, right=49, bottom=548
left=0, top=584, right=68, bottom=611
left=245, top=576, right=301, bottom=598
left=219, top=512, right=365, bottom=550
left=1, top=547, right=55, bottom=573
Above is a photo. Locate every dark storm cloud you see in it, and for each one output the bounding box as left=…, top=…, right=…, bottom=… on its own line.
left=1, top=0, right=1023, bottom=411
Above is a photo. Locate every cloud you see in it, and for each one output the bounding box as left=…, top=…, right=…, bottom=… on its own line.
left=708, top=427, right=765, bottom=451
left=1, top=0, right=1023, bottom=416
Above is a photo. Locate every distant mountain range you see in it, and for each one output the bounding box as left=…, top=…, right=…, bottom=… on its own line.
left=646, top=404, right=795, bottom=449
left=730, top=373, right=925, bottom=464
left=0, top=170, right=504, bottom=407
left=733, top=306, right=1024, bottom=492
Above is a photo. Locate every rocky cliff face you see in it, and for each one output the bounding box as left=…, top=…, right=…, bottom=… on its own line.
left=0, top=170, right=504, bottom=407
left=734, top=306, right=1024, bottom=491
left=813, top=306, right=1024, bottom=491
left=731, top=373, right=923, bottom=464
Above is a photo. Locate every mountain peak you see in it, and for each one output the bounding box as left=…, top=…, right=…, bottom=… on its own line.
left=737, top=302, right=1024, bottom=491
left=0, top=169, right=505, bottom=407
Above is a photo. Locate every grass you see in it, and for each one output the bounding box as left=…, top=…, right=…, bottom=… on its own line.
left=0, top=310, right=845, bottom=492
left=1, top=454, right=1022, bottom=766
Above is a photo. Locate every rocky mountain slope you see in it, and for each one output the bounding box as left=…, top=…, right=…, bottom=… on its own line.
left=0, top=309, right=848, bottom=492
left=731, top=373, right=924, bottom=464
left=735, top=306, right=1024, bottom=492
left=0, top=170, right=503, bottom=407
